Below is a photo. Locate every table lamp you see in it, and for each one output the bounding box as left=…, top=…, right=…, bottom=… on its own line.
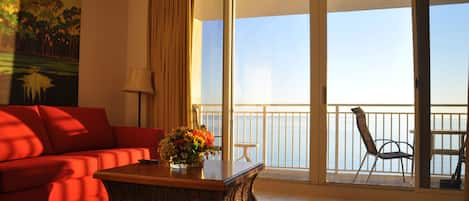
left=123, top=68, right=154, bottom=127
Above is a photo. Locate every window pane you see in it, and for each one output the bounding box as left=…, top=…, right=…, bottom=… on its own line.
left=192, top=0, right=223, bottom=158
left=233, top=0, right=310, bottom=180
left=430, top=1, right=469, bottom=190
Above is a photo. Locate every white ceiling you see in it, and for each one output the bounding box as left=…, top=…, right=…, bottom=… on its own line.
left=194, top=0, right=469, bottom=20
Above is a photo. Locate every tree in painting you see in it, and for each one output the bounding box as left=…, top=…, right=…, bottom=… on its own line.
left=0, top=0, right=81, bottom=106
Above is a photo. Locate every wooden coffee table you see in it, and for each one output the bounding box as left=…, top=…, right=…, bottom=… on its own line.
left=93, top=160, right=264, bottom=201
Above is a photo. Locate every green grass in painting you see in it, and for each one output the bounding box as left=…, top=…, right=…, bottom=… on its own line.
left=0, top=52, right=78, bottom=76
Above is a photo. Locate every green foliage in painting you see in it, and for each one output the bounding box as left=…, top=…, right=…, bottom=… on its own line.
left=0, top=0, right=80, bottom=106
left=0, top=0, right=19, bottom=45
left=0, top=0, right=81, bottom=59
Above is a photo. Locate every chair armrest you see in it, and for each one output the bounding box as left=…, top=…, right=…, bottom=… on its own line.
left=376, top=139, right=414, bottom=155
left=112, top=126, right=165, bottom=158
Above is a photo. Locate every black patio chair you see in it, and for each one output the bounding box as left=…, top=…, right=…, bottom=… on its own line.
left=351, top=107, right=414, bottom=183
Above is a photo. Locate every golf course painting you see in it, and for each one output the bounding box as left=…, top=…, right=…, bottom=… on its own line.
left=0, top=0, right=81, bottom=106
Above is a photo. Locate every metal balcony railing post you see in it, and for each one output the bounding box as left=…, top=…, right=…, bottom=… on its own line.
left=197, top=104, right=202, bottom=127
left=335, top=105, right=340, bottom=174
left=262, top=105, right=267, bottom=163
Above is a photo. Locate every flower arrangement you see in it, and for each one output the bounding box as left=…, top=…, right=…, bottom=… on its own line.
left=159, top=126, right=220, bottom=167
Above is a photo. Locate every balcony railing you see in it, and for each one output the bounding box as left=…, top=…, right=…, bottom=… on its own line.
left=194, top=103, right=467, bottom=177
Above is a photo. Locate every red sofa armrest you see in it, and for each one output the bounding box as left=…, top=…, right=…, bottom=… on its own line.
left=112, top=126, right=165, bottom=159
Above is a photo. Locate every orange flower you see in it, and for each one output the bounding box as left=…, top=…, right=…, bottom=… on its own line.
left=205, top=131, right=215, bottom=146
left=192, top=129, right=206, bottom=141
left=192, top=129, right=215, bottom=147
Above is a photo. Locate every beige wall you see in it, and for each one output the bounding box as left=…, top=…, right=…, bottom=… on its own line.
left=80, top=0, right=151, bottom=126
left=79, top=0, right=129, bottom=125
left=125, top=0, right=150, bottom=128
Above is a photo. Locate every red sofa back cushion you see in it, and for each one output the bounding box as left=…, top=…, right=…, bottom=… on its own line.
left=0, top=106, right=52, bottom=161
left=38, top=106, right=115, bottom=153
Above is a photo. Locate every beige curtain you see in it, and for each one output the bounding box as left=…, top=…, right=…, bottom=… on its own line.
left=148, top=0, right=193, bottom=133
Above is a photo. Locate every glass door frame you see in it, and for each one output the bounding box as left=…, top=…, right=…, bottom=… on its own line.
left=222, top=0, right=234, bottom=161
left=310, top=0, right=328, bottom=185
left=412, top=0, right=431, bottom=189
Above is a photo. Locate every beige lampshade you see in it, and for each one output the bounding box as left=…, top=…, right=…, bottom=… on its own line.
left=123, top=68, right=154, bottom=94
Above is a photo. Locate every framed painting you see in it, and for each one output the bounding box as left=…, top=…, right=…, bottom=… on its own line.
left=0, top=0, right=81, bottom=106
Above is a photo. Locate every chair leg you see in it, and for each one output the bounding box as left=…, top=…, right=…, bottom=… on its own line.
left=400, top=158, right=406, bottom=183
left=452, top=157, right=463, bottom=181
left=353, top=154, right=368, bottom=183
left=366, top=156, right=378, bottom=183
left=411, top=157, right=414, bottom=177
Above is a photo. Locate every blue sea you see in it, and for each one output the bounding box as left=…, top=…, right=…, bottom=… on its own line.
left=200, top=111, right=466, bottom=176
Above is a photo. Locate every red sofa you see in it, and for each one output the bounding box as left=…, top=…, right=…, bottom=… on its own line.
left=0, top=105, right=164, bottom=201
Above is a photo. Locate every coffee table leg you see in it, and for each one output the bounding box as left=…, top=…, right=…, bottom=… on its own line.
left=249, top=174, right=258, bottom=201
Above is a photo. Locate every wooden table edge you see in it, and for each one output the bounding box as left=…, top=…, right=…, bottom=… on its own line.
left=93, top=162, right=265, bottom=192
left=223, top=163, right=264, bottom=187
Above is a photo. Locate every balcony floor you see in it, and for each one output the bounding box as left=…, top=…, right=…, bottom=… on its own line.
left=260, top=169, right=464, bottom=190
left=328, top=173, right=463, bottom=189
left=328, top=173, right=414, bottom=188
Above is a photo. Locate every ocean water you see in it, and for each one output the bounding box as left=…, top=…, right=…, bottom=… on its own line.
left=201, top=112, right=466, bottom=176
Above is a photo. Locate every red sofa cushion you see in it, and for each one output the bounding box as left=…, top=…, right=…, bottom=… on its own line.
left=113, top=126, right=164, bottom=159
left=113, top=126, right=164, bottom=148
left=0, top=155, right=98, bottom=193
left=0, top=177, right=107, bottom=201
left=0, top=185, right=51, bottom=201
left=0, top=106, right=53, bottom=161
left=48, top=176, right=107, bottom=201
left=38, top=106, right=115, bottom=153
left=66, top=148, right=150, bottom=169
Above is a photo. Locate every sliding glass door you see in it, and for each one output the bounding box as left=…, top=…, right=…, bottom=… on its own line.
left=326, top=0, right=415, bottom=187
left=232, top=0, right=311, bottom=180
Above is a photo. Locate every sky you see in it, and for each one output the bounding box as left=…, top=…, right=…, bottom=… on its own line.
left=199, top=3, right=469, bottom=105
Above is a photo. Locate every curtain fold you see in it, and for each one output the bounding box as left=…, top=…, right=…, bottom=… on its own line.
left=148, top=0, right=193, bottom=132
